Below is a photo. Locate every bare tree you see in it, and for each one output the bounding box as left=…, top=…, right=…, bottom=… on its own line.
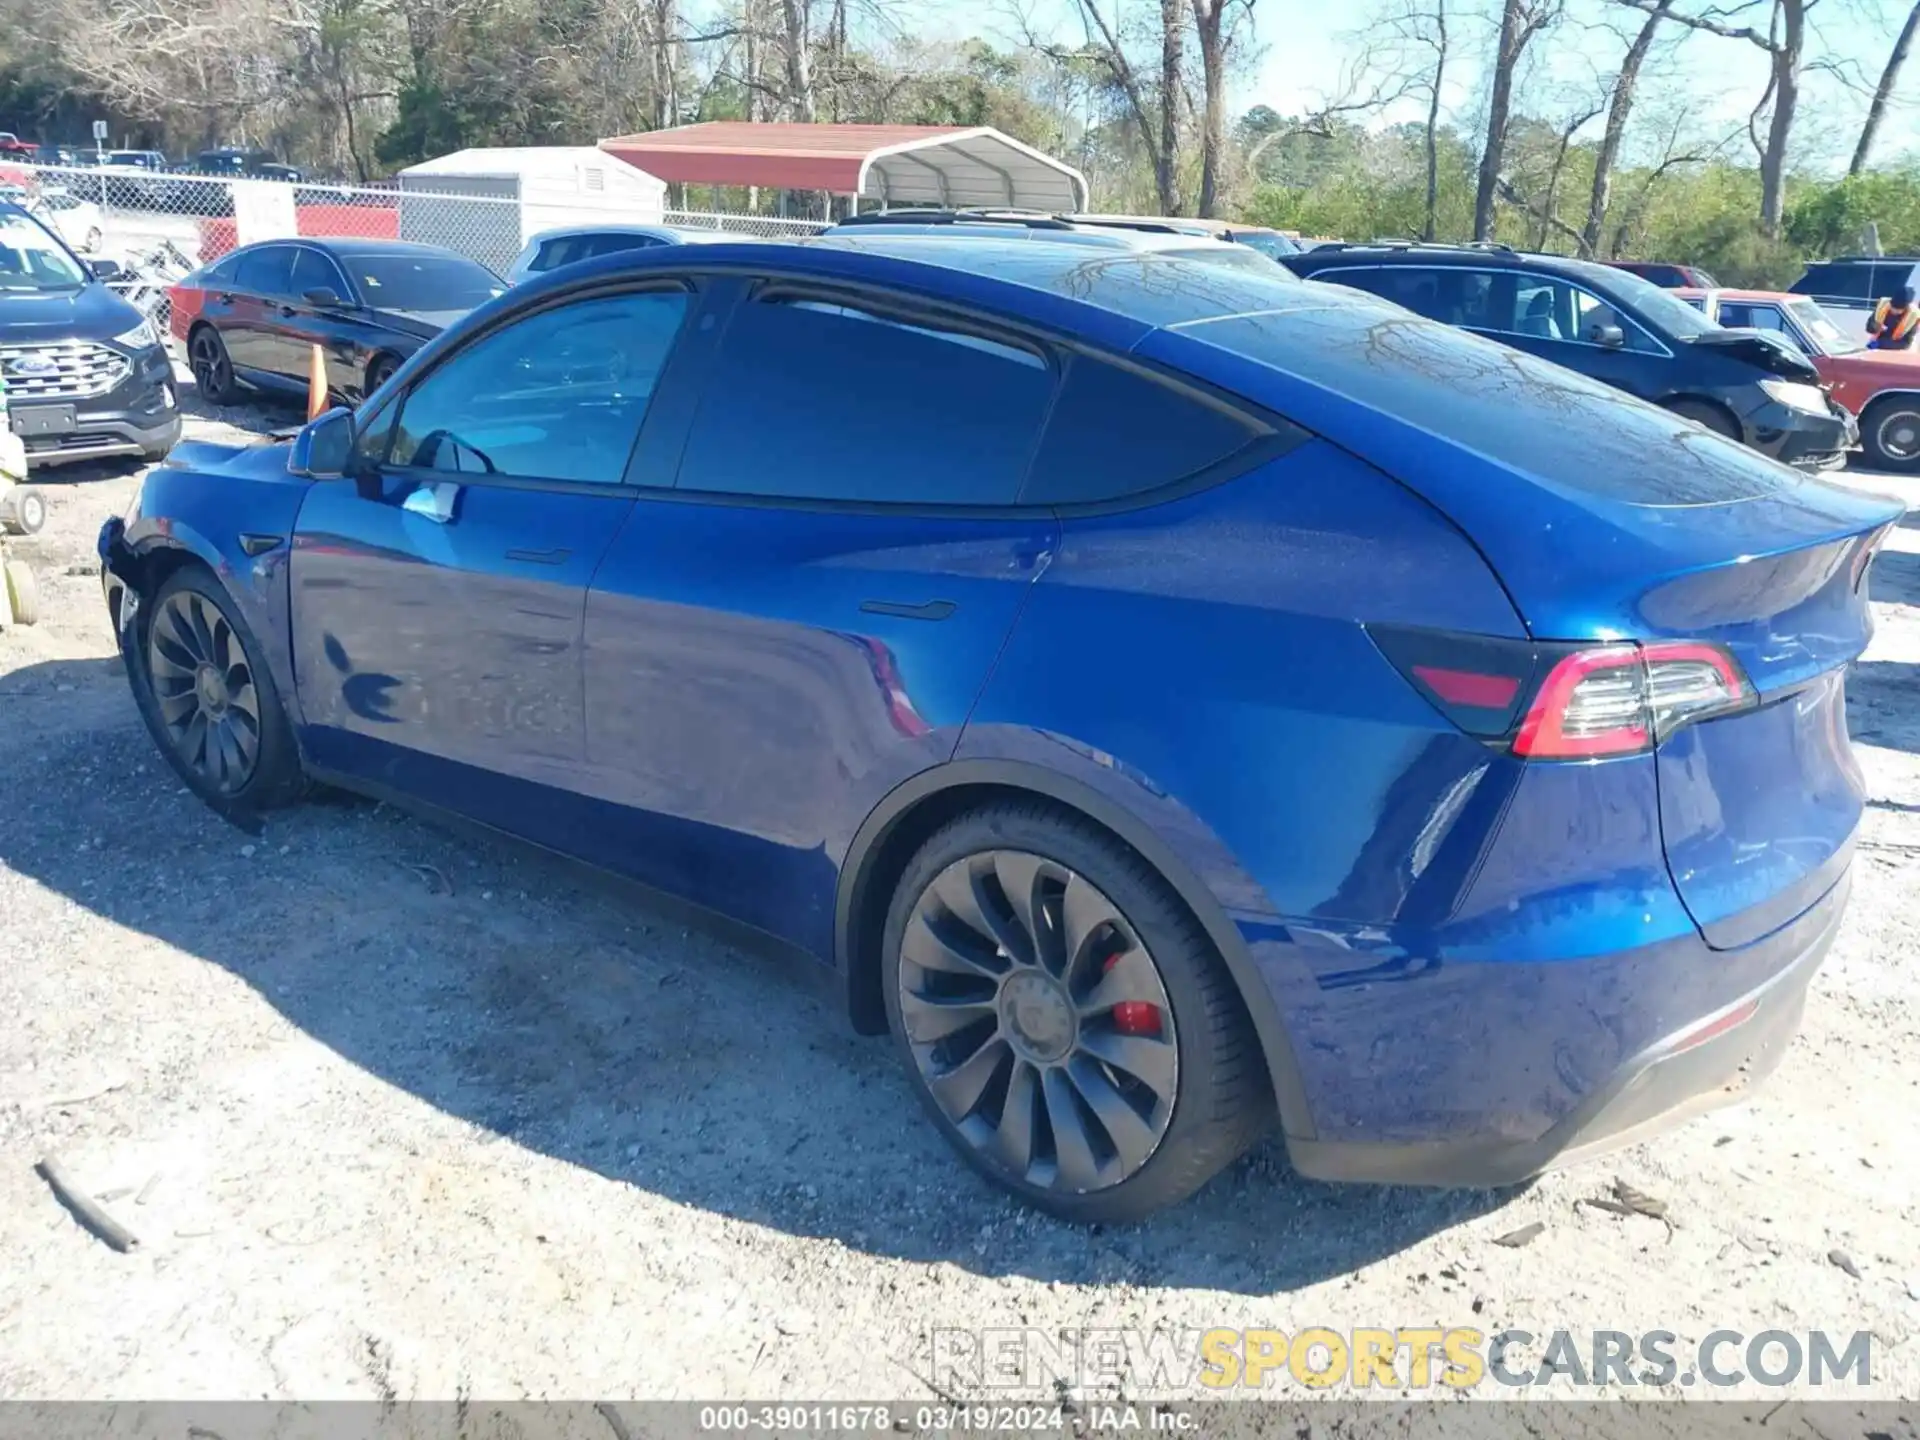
left=1191, top=0, right=1253, bottom=216
left=1580, top=0, right=1670, bottom=256
left=1850, top=0, right=1919, bottom=175
left=781, top=0, right=816, bottom=121
left=1160, top=0, right=1185, bottom=213
left=1061, top=0, right=1185, bottom=212
left=1473, top=0, right=1563, bottom=240
left=1611, top=0, right=1817, bottom=236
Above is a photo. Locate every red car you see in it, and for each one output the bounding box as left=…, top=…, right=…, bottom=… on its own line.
left=0, top=133, right=40, bottom=159
left=1681, top=285, right=1920, bottom=471
left=1608, top=260, right=1719, bottom=289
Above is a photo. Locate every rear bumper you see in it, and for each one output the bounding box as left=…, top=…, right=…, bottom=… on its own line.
left=1287, top=868, right=1847, bottom=1188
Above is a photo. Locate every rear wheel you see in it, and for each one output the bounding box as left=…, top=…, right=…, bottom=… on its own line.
left=1861, top=395, right=1920, bottom=473
left=883, top=801, right=1271, bottom=1222
left=188, top=325, right=239, bottom=406
left=129, top=567, right=305, bottom=814
left=1665, top=398, right=1740, bottom=440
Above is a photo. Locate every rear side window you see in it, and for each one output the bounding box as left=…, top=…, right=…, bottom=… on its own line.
left=583, top=233, right=660, bottom=261
left=1875, top=262, right=1919, bottom=296
left=1795, top=264, right=1873, bottom=300
left=236, top=245, right=296, bottom=296
left=1023, top=354, right=1269, bottom=505
left=674, top=293, right=1053, bottom=505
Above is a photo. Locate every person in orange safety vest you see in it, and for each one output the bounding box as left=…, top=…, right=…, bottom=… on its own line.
left=1868, top=284, right=1918, bottom=349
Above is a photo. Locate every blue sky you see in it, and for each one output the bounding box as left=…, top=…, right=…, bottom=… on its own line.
left=934, top=0, right=1920, bottom=172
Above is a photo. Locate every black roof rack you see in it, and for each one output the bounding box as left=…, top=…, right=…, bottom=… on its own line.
left=833, top=208, right=1078, bottom=231
left=1307, top=239, right=1517, bottom=255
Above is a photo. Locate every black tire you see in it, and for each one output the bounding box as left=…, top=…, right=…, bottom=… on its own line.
left=882, top=800, right=1272, bottom=1223
left=127, top=565, right=306, bottom=817
left=1860, top=394, right=1920, bottom=473
left=188, top=324, right=240, bottom=406
left=1665, top=398, right=1740, bottom=440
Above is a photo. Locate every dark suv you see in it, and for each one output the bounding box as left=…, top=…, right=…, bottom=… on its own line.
left=1286, top=242, right=1857, bottom=468
left=1791, top=255, right=1919, bottom=337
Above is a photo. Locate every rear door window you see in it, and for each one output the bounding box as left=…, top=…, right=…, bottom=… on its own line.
left=674, top=291, right=1053, bottom=505
left=1023, top=353, right=1274, bottom=505
left=235, top=244, right=296, bottom=297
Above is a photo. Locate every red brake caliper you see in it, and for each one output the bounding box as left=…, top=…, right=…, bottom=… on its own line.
left=1102, top=952, right=1162, bottom=1036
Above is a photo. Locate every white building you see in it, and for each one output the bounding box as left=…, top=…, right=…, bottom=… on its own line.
left=395, top=147, right=667, bottom=273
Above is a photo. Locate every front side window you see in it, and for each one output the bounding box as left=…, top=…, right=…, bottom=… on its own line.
left=1717, top=301, right=1808, bottom=357
left=674, top=292, right=1053, bottom=505
left=289, top=248, right=348, bottom=301
left=1488, top=275, right=1660, bottom=353
left=386, top=289, right=690, bottom=484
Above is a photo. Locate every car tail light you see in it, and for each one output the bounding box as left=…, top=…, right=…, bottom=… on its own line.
left=1513, top=641, right=1752, bottom=759
left=1372, top=625, right=1754, bottom=760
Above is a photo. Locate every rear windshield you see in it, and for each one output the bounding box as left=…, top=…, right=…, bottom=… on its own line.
left=345, top=251, right=504, bottom=310
left=1179, top=299, right=1803, bottom=507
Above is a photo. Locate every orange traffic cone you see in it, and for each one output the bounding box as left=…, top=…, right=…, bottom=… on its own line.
left=306, top=343, right=329, bottom=421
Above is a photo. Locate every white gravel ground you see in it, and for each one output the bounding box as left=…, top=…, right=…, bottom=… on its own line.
left=2, top=387, right=1918, bottom=1410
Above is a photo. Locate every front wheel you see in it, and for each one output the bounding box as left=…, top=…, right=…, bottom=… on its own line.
left=883, top=802, right=1272, bottom=1223
left=1665, top=398, right=1740, bottom=440
left=129, top=567, right=305, bottom=815
left=1861, top=395, right=1920, bottom=473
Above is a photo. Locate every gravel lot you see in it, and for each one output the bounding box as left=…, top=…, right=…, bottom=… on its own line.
left=2, top=385, right=1919, bottom=1406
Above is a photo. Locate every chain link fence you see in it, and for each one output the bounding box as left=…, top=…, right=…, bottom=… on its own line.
left=1, top=162, right=824, bottom=277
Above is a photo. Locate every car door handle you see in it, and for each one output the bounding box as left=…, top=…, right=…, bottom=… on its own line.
left=277, top=304, right=297, bottom=317
left=859, top=599, right=956, bottom=621
left=506, top=547, right=571, bottom=565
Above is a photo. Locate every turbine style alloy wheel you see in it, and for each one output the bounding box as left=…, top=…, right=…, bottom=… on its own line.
left=898, top=849, right=1180, bottom=1195
left=146, top=588, right=262, bottom=794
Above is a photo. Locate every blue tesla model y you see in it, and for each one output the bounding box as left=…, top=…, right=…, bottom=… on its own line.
left=99, top=237, right=1904, bottom=1220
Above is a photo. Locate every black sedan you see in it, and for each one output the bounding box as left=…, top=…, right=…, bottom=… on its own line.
left=170, top=238, right=504, bottom=406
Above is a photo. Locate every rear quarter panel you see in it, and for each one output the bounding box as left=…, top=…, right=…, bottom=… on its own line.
left=955, top=441, right=1702, bottom=1143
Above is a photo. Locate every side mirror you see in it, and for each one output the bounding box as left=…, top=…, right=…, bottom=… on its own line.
left=302, top=286, right=343, bottom=309
left=88, top=258, right=123, bottom=281
left=1589, top=321, right=1626, bottom=348
left=288, top=406, right=355, bottom=479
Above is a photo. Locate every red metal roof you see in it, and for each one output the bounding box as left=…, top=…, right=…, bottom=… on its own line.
left=599, top=122, right=1088, bottom=210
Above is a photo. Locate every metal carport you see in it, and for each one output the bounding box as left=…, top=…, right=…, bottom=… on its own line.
left=597, top=122, right=1089, bottom=213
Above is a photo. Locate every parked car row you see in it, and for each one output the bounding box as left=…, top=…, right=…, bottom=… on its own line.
left=95, top=219, right=1904, bottom=1222
left=1281, top=240, right=1861, bottom=470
